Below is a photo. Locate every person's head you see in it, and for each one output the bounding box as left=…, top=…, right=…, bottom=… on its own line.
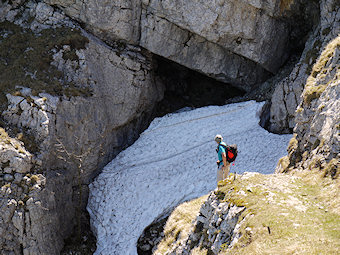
left=214, top=134, right=223, bottom=144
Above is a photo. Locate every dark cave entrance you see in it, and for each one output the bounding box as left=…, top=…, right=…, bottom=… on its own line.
left=153, top=56, right=246, bottom=117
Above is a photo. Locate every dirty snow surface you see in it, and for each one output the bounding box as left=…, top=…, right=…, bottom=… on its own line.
left=87, top=101, right=291, bottom=255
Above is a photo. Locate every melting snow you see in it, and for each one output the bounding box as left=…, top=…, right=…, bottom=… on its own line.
left=87, top=101, right=291, bottom=254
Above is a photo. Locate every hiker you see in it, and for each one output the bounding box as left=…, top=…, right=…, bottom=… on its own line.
left=215, top=134, right=230, bottom=182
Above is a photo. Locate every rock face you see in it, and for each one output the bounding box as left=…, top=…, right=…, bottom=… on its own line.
left=141, top=0, right=289, bottom=73
left=43, top=0, right=309, bottom=90
left=276, top=33, right=340, bottom=177
left=44, top=0, right=142, bottom=44
left=163, top=191, right=245, bottom=255
left=266, top=0, right=339, bottom=133
left=0, top=1, right=164, bottom=254
left=0, top=128, right=62, bottom=255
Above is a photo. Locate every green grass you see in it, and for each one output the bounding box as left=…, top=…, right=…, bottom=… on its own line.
left=218, top=173, right=340, bottom=255
left=303, top=36, right=340, bottom=105
left=155, top=170, right=340, bottom=255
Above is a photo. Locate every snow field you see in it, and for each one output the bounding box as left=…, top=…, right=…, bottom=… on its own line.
left=87, top=101, right=292, bottom=255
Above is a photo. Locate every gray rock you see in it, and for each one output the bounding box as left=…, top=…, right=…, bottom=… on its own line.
left=142, top=0, right=290, bottom=73
left=1, top=6, right=164, bottom=254
left=276, top=7, right=340, bottom=174
left=35, top=2, right=54, bottom=23
left=13, top=173, right=22, bottom=184
left=268, top=0, right=340, bottom=134
left=169, top=191, right=244, bottom=254
left=140, top=11, right=271, bottom=90
left=43, top=0, right=142, bottom=44
left=12, top=211, right=24, bottom=236
left=42, top=0, right=297, bottom=89
left=4, top=174, right=14, bottom=182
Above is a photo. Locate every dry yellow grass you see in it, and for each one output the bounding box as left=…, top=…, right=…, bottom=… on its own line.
left=218, top=173, right=340, bottom=255
left=303, top=36, right=340, bottom=105
left=154, top=195, right=208, bottom=255
left=279, top=0, right=295, bottom=12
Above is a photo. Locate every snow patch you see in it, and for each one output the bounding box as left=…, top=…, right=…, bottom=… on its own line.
left=87, top=101, right=291, bottom=255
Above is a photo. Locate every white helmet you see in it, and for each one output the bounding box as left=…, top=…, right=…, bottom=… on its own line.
left=214, top=134, right=223, bottom=142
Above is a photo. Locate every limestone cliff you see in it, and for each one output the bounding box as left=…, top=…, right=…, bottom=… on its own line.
left=42, top=0, right=317, bottom=91
left=1, top=1, right=163, bottom=254
left=276, top=34, right=340, bottom=177
left=265, top=0, right=339, bottom=133
left=0, top=0, right=338, bottom=254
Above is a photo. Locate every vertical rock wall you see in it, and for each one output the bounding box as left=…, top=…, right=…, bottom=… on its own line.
left=0, top=1, right=164, bottom=254
left=276, top=33, right=340, bottom=177
left=266, top=0, right=339, bottom=133
left=43, top=0, right=307, bottom=91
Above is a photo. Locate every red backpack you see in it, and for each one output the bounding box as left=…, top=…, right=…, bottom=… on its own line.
left=218, top=144, right=238, bottom=163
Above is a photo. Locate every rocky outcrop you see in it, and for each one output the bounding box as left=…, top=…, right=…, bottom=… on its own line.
left=154, top=171, right=340, bottom=254
left=162, top=191, right=245, bottom=255
left=266, top=0, right=339, bottom=133
left=0, top=1, right=164, bottom=254
left=42, top=0, right=316, bottom=91
left=43, top=0, right=142, bottom=45
left=0, top=128, right=62, bottom=255
left=276, top=33, right=340, bottom=176
left=0, top=0, right=337, bottom=254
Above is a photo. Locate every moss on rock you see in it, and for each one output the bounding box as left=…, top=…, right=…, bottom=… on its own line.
left=0, top=20, right=91, bottom=112
left=303, top=36, right=340, bottom=105
left=218, top=173, right=340, bottom=254
left=157, top=172, right=340, bottom=254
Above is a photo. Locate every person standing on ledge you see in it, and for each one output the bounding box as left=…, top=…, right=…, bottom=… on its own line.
left=215, top=134, right=230, bottom=182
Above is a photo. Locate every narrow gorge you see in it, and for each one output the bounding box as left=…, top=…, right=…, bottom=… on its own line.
left=0, top=0, right=339, bottom=254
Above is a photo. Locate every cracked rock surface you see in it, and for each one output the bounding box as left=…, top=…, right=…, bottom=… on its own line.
left=43, top=0, right=306, bottom=90
left=267, top=0, right=339, bottom=133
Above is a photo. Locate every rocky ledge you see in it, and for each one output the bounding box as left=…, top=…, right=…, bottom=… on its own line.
left=151, top=172, right=340, bottom=254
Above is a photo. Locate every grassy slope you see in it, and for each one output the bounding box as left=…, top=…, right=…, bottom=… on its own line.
left=218, top=172, right=340, bottom=255
left=156, top=172, right=340, bottom=255
left=154, top=195, right=209, bottom=255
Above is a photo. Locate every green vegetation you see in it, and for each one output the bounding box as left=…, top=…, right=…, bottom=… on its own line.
left=217, top=173, right=340, bottom=254
left=0, top=21, right=91, bottom=112
left=303, top=83, right=327, bottom=105
left=30, top=174, right=39, bottom=185
left=303, top=36, right=340, bottom=105
left=157, top=171, right=340, bottom=255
